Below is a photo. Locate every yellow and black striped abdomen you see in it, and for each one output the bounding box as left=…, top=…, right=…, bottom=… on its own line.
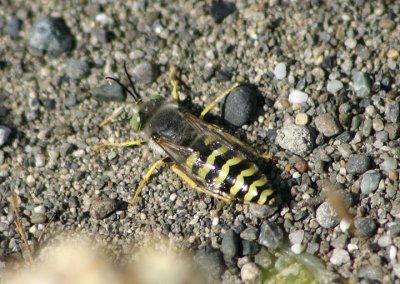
left=185, top=136, right=275, bottom=205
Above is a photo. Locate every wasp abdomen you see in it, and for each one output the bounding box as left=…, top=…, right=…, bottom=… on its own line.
left=185, top=135, right=275, bottom=205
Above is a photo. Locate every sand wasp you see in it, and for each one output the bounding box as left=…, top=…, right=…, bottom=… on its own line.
left=94, top=63, right=275, bottom=206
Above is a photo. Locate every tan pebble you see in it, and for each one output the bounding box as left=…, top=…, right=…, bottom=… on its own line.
left=295, top=113, right=309, bottom=125
left=387, top=49, right=399, bottom=59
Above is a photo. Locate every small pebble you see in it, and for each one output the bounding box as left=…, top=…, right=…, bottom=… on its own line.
left=330, top=249, right=350, bottom=266
left=289, top=230, right=304, bottom=244
left=295, top=113, right=309, bottom=125
left=221, top=229, right=240, bottom=259
left=35, top=153, right=46, bottom=167
left=248, top=203, right=277, bottom=218
left=352, top=72, right=371, bottom=98
left=0, top=126, right=11, bottom=146
left=360, top=171, right=381, bottom=194
left=90, top=198, right=118, bottom=219
left=195, top=249, right=225, bottom=278
left=30, top=212, right=47, bottom=224
left=254, top=248, right=272, bottom=269
left=240, top=226, right=259, bottom=241
left=327, top=80, right=344, bottom=94
left=276, top=124, right=315, bottom=156
left=344, top=38, right=357, bottom=49
left=354, top=217, right=376, bottom=238
left=274, top=62, right=287, bottom=80
left=221, top=85, right=258, bottom=127
left=241, top=240, right=260, bottom=256
left=377, top=235, right=392, bottom=248
left=380, top=158, right=397, bottom=172
left=209, top=1, right=236, bottom=23
left=241, top=263, right=262, bottom=284
left=288, top=90, right=308, bottom=105
left=316, top=202, right=339, bottom=229
left=65, top=59, right=90, bottom=80
left=28, top=16, right=74, bottom=56
left=314, top=113, right=342, bottom=137
left=291, top=243, right=303, bottom=254
left=258, top=221, right=284, bottom=250
left=26, top=175, right=36, bottom=186
left=387, top=49, right=399, bottom=59
left=5, top=17, right=20, bottom=39
left=385, top=101, right=400, bottom=123
left=131, top=61, right=159, bottom=85
left=294, top=159, right=309, bottom=173
left=346, top=154, right=370, bottom=174
left=92, top=82, right=125, bottom=102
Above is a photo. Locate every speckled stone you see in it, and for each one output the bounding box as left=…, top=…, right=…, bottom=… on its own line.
left=346, top=154, right=370, bottom=174
left=352, top=72, right=371, bottom=98
left=258, top=221, right=284, bottom=250
left=316, top=202, right=339, bottom=229
left=276, top=124, right=315, bottom=156
left=360, top=171, right=381, bottom=194
left=221, top=229, right=240, bottom=259
left=90, top=198, right=118, bottom=219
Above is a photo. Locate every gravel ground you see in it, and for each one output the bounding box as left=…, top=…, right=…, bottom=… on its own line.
left=1, top=1, right=400, bottom=283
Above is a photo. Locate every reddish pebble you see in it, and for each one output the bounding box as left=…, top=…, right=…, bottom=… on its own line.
left=294, top=160, right=309, bottom=173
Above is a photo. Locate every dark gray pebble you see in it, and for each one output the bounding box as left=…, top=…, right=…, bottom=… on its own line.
left=92, top=82, right=125, bottom=102
left=90, top=198, right=118, bottom=219
left=131, top=61, right=159, bottom=85
left=221, top=85, right=258, bottom=127
left=44, top=99, right=56, bottom=110
left=241, top=240, right=260, bottom=256
left=5, top=17, right=20, bottom=39
left=195, top=249, right=225, bottom=278
left=209, top=1, right=236, bottom=23
left=346, top=154, right=370, bottom=174
left=65, top=59, right=90, bottom=80
left=29, top=16, right=74, bottom=56
left=221, top=229, right=240, bottom=259
left=258, top=221, right=284, bottom=250
left=0, top=126, right=11, bottom=147
left=354, top=217, right=376, bottom=238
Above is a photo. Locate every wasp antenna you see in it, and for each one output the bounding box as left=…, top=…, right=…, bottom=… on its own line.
left=122, top=61, right=141, bottom=102
left=105, top=76, right=139, bottom=102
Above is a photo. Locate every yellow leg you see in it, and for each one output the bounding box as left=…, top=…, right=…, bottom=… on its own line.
left=171, top=164, right=233, bottom=203
left=131, top=158, right=168, bottom=206
left=260, top=153, right=273, bottom=160
left=92, top=140, right=144, bottom=151
left=100, top=106, right=124, bottom=127
left=200, top=82, right=241, bottom=119
left=169, top=65, right=179, bottom=102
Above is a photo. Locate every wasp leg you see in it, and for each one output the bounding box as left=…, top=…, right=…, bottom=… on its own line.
left=200, top=82, right=241, bottom=119
left=99, top=106, right=125, bottom=127
left=169, top=65, right=179, bottom=102
left=171, top=164, right=233, bottom=204
left=131, top=158, right=169, bottom=206
left=260, top=153, right=273, bottom=160
left=92, top=140, right=144, bottom=151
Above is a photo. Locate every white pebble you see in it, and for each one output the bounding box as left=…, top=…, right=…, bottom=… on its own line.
left=327, top=80, right=344, bottom=94
left=390, top=245, right=397, bottom=260
left=288, top=90, right=308, bottom=105
left=241, top=263, right=262, bottom=284
left=291, top=243, right=303, bottom=254
left=330, top=249, right=350, bottom=265
left=274, top=62, right=287, bottom=80
left=340, top=219, right=351, bottom=232
left=347, top=243, right=358, bottom=252
left=26, top=175, right=36, bottom=186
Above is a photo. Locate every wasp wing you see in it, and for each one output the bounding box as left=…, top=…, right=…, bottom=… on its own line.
left=183, top=112, right=259, bottom=161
